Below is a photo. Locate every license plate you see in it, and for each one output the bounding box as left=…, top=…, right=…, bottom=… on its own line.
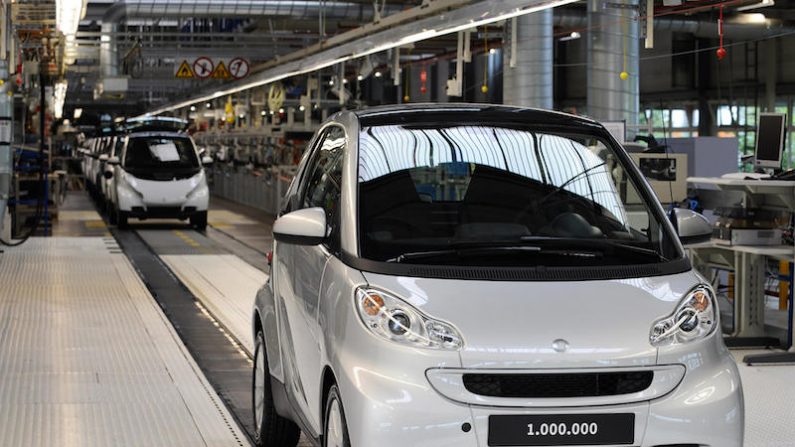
left=488, top=413, right=635, bottom=446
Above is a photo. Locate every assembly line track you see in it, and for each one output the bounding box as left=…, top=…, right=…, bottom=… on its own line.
left=112, top=228, right=258, bottom=443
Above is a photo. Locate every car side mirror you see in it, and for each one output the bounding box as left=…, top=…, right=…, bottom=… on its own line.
left=103, top=170, right=113, bottom=179
left=99, top=154, right=109, bottom=162
left=201, top=156, right=214, bottom=166
left=670, top=208, right=712, bottom=245
left=273, top=207, right=327, bottom=245
left=107, top=156, right=120, bottom=165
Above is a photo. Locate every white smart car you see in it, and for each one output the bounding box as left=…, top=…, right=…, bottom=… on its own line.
left=105, top=131, right=212, bottom=229
left=252, top=104, right=743, bottom=447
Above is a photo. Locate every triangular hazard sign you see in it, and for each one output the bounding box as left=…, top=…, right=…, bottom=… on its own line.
left=175, top=60, right=194, bottom=78
left=211, top=61, right=231, bottom=80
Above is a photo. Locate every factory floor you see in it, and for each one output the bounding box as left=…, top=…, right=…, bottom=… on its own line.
left=0, top=190, right=792, bottom=447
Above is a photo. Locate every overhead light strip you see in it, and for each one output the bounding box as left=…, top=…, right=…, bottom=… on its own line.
left=736, top=0, right=774, bottom=12
left=140, top=0, right=580, bottom=117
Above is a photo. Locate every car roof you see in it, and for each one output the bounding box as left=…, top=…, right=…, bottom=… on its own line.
left=127, top=131, right=188, bottom=139
left=350, top=103, right=602, bottom=129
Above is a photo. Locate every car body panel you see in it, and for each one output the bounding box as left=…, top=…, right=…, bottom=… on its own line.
left=110, top=132, right=209, bottom=217
left=253, top=105, right=744, bottom=447
left=360, top=270, right=702, bottom=369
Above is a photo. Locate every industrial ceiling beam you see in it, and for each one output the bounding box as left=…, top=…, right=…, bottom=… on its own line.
left=141, top=0, right=580, bottom=117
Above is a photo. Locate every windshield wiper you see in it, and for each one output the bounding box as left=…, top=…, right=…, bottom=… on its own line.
left=386, top=245, right=543, bottom=263
left=518, top=236, right=668, bottom=261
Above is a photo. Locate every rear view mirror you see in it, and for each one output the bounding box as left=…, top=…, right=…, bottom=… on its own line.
left=201, top=156, right=214, bottom=166
left=670, top=208, right=712, bottom=245
left=273, top=208, right=327, bottom=245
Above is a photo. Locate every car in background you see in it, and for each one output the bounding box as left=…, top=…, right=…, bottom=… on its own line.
left=251, top=104, right=743, bottom=447
left=104, top=130, right=212, bottom=229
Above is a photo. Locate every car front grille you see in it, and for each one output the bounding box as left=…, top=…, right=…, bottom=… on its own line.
left=462, top=371, right=654, bottom=398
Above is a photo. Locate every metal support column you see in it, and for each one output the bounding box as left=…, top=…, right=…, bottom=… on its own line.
left=502, top=10, right=553, bottom=109
left=587, top=0, right=639, bottom=129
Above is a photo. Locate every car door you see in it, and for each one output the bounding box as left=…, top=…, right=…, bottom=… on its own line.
left=279, top=125, right=346, bottom=431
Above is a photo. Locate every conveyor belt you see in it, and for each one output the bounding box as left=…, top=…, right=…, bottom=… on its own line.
left=0, top=237, right=250, bottom=447
left=161, top=254, right=264, bottom=355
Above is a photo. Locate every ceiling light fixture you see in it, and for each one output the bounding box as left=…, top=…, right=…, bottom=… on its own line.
left=736, top=0, right=774, bottom=12
left=56, top=0, right=87, bottom=36
left=559, top=31, right=581, bottom=42
left=139, top=0, right=581, bottom=117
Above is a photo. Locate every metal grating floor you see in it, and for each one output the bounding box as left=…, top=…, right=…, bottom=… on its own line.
left=0, top=237, right=250, bottom=447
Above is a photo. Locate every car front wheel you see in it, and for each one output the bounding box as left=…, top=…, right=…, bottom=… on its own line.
left=191, top=211, right=208, bottom=231
left=323, top=384, right=351, bottom=447
left=253, top=330, right=300, bottom=447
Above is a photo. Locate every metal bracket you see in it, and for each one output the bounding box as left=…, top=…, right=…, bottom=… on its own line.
left=603, top=1, right=639, bottom=10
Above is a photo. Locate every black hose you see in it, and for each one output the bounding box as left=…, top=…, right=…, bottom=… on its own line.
left=1, top=73, right=47, bottom=247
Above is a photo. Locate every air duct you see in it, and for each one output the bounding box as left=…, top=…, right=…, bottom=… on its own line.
left=587, top=0, right=639, bottom=127
left=503, top=10, right=554, bottom=109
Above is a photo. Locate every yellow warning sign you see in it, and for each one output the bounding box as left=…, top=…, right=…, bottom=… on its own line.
left=211, top=61, right=231, bottom=80
left=175, top=60, right=194, bottom=78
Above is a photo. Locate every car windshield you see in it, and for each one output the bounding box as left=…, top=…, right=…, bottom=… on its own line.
left=124, top=136, right=199, bottom=171
left=357, top=123, right=682, bottom=267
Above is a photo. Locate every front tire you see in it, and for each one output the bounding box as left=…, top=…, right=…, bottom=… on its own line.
left=323, top=385, right=351, bottom=447
left=108, top=204, right=118, bottom=225
left=191, top=211, right=208, bottom=231
left=253, top=331, right=300, bottom=447
left=117, top=210, right=129, bottom=229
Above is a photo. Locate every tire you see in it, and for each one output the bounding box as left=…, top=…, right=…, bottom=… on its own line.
left=323, top=385, right=351, bottom=447
left=191, top=211, right=208, bottom=231
left=108, top=205, right=118, bottom=225
left=117, top=211, right=129, bottom=229
left=253, top=331, right=301, bottom=447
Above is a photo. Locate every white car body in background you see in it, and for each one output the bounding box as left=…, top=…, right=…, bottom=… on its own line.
left=105, top=131, right=211, bottom=229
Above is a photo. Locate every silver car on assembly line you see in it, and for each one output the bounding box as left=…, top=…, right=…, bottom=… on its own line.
left=252, top=104, right=743, bottom=447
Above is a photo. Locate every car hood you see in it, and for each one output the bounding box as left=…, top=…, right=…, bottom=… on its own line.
left=361, top=270, right=702, bottom=369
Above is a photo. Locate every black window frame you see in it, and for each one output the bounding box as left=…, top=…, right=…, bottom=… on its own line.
left=297, top=125, right=347, bottom=254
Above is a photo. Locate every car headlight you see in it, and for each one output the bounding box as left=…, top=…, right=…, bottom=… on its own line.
left=355, top=288, right=463, bottom=350
left=650, top=285, right=717, bottom=346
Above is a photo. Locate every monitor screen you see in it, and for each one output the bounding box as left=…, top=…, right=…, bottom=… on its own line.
left=755, top=113, right=786, bottom=168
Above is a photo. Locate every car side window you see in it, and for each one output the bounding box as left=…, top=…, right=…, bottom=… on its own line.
left=301, top=126, right=346, bottom=252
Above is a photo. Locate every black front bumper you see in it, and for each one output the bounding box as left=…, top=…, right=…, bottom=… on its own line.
left=129, top=206, right=200, bottom=219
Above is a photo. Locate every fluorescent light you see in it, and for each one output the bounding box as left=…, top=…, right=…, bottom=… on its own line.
left=736, top=0, right=774, bottom=11
left=737, top=12, right=768, bottom=23
left=52, top=81, right=68, bottom=119
left=56, top=0, right=86, bottom=36
left=73, top=108, right=82, bottom=119
left=139, top=0, right=580, bottom=117
left=560, top=31, right=581, bottom=42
